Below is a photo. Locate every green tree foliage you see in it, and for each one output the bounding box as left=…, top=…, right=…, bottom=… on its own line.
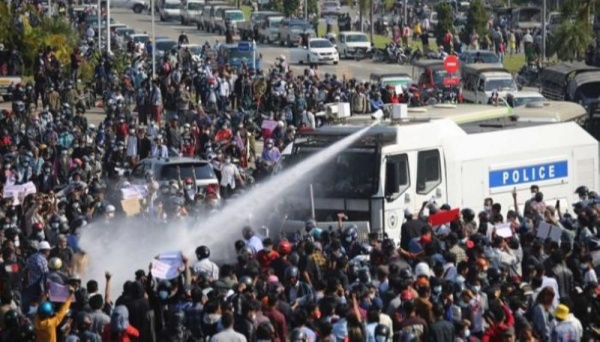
left=307, top=0, right=318, bottom=17
left=551, top=20, right=592, bottom=61
left=357, top=0, right=369, bottom=32
left=434, top=2, right=454, bottom=47
left=0, top=3, right=80, bottom=76
left=462, top=0, right=488, bottom=43
left=282, top=0, right=300, bottom=17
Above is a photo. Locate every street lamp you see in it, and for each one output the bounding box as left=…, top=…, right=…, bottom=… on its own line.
left=98, top=0, right=102, bottom=50
left=107, top=0, right=111, bottom=54
left=151, top=0, right=156, bottom=78
left=541, top=0, right=546, bottom=62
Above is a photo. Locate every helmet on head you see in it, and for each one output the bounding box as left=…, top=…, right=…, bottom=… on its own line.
left=575, top=185, right=589, bottom=197
left=4, top=309, right=18, bottom=329
left=375, top=324, right=390, bottom=338
left=399, top=267, right=415, bottom=282
left=461, top=208, right=475, bottom=222
left=278, top=239, right=292, bottom=255
left=290, top=328, right=307, bottom=341
left=49, top=257, right=63, bottom=271
left=342, top=225, right=358, bottom=242
left=184, top=177, right=194, bottom=185
left=285, top=266, right=299, bottom=281
left=105, top=205, right=116, bottom=213
left=400, top=331, right=418, bottom=342
left=487, top=266, right=501, bottom=282
left=239, top=275, right=253, bottom=288
left=37, top=301, right=54, bottom=318
left=19, top=321, right=35, bottom=341
left=195, top=245, right=210, bottom=259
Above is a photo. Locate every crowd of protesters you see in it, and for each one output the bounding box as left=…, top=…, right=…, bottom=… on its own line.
left=0, top=1, right=598, bottom=342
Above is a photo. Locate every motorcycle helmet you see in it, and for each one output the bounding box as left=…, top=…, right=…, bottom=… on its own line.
left=461, top=208, right=475, bottom=222
left=374, top=324, right=390, bottom=341
left=49, top=257, right=63, bottom=271
left=342, top=225, right=358, bottom=243
left=285, top=266, right=300, bottom=281
left=195, top=245, right=210, bottom=260
left=4, top=309, right=18, bottom=329
left=290, top=328, right=307, bottom=342
left=37, top=301, right=54, bottom=318
left=278, top=239, right=292, bottom=255
left=19, top=321, right=36, bottom=341
left=575, top=185, right=589, bottom=198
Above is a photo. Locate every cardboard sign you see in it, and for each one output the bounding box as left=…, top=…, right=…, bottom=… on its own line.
left=151, top=252, right=183, bottom=280
left=3, top=182, right=37, bottom=205
left=121, top=198, right=141, bottom=216
left=428, top=208, right=460, bottom=226
left=48, top=281, right=72, bottom=303
left=495, top=223, right=513, bottom=238
left=537, top=222, right=561, bottom=242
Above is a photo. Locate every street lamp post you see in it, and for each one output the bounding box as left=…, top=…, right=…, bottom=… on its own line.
left=98, top=0, right=102, bottom=50
left=151, top=0, right=156, bottom=78
left=542, top=0, right=546, bottom=63
left=107, top=0, right=111, bottom=54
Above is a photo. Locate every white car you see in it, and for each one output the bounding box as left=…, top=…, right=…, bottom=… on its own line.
left=505, top=91, right=546, bottom=108
left=337, top=31, right=371, bottom=59
left=102, top=0, right=147, bottom=13
left=290, top=38, right=339, bottom=65
left=159, top=0, right=181, bottom=21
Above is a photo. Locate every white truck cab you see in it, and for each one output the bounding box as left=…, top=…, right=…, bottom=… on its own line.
left=462, top=63, right=518, bottom=104
left=281, top=119, right=599, bottom=242
left=180, top=0, right=204, bottom=25
left=337, top=31, right=371, bottom=59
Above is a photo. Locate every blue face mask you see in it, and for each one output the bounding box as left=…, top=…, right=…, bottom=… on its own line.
left=158, top=290, right=169, bottom=300
left=345, top=236, right=352, bottom=243
left=472, top=285, right=481, bottom=293
left=433, top=286, right=442, bottom=294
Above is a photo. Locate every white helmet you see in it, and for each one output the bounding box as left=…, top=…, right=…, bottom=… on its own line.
left=105, top=205, right=116, bottom=213
left=49, top=257, right=63, bottom=271
left=415, top=262, right=431, bottom=277
left=279, top=55, right=286, bottom=61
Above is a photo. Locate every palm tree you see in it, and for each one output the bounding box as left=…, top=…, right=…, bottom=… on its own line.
left=552, top=20, right=592, bottom=61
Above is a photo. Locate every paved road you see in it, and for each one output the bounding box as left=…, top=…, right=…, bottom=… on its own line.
left=109, top=9, right=415, bottom=81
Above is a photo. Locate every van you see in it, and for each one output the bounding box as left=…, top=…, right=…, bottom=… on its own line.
left=159, top=0, right=180, bottom=21
left=338, top=31, right=371, bottom=59
left=462, top=63, right=517, bottom=104
left=180, top=0, right=204, bottom=25
left=212, top=8, right=245, bottom=35
left=258, top=15, right=284, bottom=44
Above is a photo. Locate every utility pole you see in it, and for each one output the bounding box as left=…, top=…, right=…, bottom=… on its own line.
left=97, top=0, right=102, bottom=50
left=369, top=0, right=373, bottom=41
left=151, top=0, right=156, bottom=78
left=403, top=0, right=407, bottom=26
left=541, top=0, right=546, bottom=63
left=106, top=0, right=111, bottom=54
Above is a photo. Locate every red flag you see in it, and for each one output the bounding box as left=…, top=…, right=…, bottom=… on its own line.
left=428, top=208, right=460, bottom=226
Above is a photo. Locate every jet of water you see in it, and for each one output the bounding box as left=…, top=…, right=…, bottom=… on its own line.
left=79, top=123, right=375, bottom=289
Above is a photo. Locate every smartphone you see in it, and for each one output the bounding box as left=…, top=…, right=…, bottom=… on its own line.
left=555, top=200, right=560, bottom=208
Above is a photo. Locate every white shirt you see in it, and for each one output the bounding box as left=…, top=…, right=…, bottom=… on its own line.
left=151, top=144, right=169, bottom=158
left=302, top=110, right=316, bottom=129
left=219, top=78, right=231, bottom=97
left=126, top=135, right=138, bottom=157
left=220, top=163, right=239, bottom=188
left=86, top=27, right=95, bottom=39
left=246, top=236, right=263, bottom=254
left=192, top=258, right=219, bottom=280
left=584, top=268, right=598, bottom=287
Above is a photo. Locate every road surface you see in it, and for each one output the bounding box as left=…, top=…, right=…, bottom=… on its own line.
left=109, top=8, right=415, bottom=81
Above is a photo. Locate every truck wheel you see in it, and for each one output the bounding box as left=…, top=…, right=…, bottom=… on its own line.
left=133, top=4, right=143, bottom=13
left=333, top=61, right=338, bottom=65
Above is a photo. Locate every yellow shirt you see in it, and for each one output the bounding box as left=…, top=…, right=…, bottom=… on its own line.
left=414, top=23, right=422, bottom=35
left=35, top=299, right=72, bottom=342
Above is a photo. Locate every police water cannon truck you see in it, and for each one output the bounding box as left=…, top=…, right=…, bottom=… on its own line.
left=280, top=117, right=599, bottom=242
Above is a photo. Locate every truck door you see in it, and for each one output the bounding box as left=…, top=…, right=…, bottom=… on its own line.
left=414, top=148, right=446, bottom=211
left=383, top=153, right=411, bottom=239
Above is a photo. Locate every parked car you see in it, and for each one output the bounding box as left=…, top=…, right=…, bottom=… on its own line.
left=278, top=18, right=315, bottom=47
left=160, top=0, right=181, bottom=21
left=101, top=0, right=147, bottom=13
left=290, top=38, right=339, bottom=65
left=130, top=157, right=220, bottom=198
left=155, top=38, right=178, bottom=55
left=320, top=1, right=341, bottom=17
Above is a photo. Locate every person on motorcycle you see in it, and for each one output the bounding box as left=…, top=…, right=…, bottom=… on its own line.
left=260, top=139, right=280, bottom=171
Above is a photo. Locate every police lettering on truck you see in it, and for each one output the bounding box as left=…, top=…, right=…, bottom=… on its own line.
left=489, top=161, right=568, bottom=188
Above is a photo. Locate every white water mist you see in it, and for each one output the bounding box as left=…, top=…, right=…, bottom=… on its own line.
left=79, top=123, right=375, bottom=290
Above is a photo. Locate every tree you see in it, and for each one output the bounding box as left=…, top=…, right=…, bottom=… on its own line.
left=551, top=20, right=592, bottom=61
left=462, top=0, right=488, bottom=44
left=358, top=0, right=369, bottom=32
left=282, top=0, right=300, bottom=17
left=434, top=2, right=454, bottom=47
left=307, top=0, right=318, bottom=18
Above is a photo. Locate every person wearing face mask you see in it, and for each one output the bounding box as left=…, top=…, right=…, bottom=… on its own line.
left=125, top=127, right=138, bottom=164
left=219, top=155, right=243, bottom=200
left=1, top=160, right=16, bottom=186
left=467, top=279, right=488, bottom=339
left=580, top=253, right=598, bottom=287
left=36, top=163, right=55, bottom=193
left=234, top=299, right=260, bottom=342
left=15, top=156, right=33, bottom=184
left=151, top=136, right=169, bottom=159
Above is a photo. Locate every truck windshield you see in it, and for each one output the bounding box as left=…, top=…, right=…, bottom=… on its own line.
left=485, top=78, right=517, bottom=92
left=518, top=8, right=541, bottom=22
left=188, top=3, right=202, bottom=10
left=290, top=150, right=378, bottom=198
left=346, top=34, right=369, bottom=42
left=160, top=163, right=216, bottom=180
left=164, top=2, right=179, bottom=8
left=226, top=48, right=253, bottom=61
left=226, top=11, right=244, bottom=21
left=269, top=19, right=282, bottom=27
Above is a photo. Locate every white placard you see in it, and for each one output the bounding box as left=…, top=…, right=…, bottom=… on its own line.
left=495, top=223, right=513, bottom=238
left=150, top=252, right=183, bottom=280
left=48, top=281, right=72, bottom=303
